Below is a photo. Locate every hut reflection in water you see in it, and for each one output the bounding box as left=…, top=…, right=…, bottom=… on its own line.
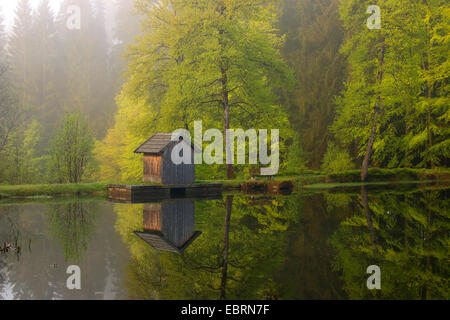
left=134, top=199, right=201, bottom=254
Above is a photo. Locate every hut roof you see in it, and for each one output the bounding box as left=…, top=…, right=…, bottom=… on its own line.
left=134, top=231, right=202, bottom=254
left=134, top=133, right=173, bottom=154
left=134, top=133, right=201, bottom=155
left=134, top=133, right=199, bottom=155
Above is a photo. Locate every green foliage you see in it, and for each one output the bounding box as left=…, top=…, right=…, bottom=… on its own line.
left=116, top=195, right=298, bottom=299
left=47, top=201, right=97, bottom=262
left=330, top=189, right=449, bottom=299
left=1, top=0, right=449, bottom=185
left=332, top=0, right=449, bottom=171
left=97, top=0, right=293, bottom=181
left=326, top=167, right=442, bottom=183
left=0, top=183, right=107, bottom=199
left=322, top=142, right=354, bottom=173
left=280, top=0, right=346, bottom=169
left=0, top=0, right=123, bottom=185
left=285, top=132, right=306, bottom=172
left=49, top=113, right=94, bottom=183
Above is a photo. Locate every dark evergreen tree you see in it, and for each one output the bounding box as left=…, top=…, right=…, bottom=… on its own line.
left=90, top=0, right=114, bottom=138
left=8, top=0, right=34, bottom=107
left=32, top=0, right=57, bottom=107
left=280, top=0, right=346, bottom=170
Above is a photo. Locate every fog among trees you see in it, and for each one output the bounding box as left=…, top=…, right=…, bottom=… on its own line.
left=0, top=0, right=140, bottom=184
left=0, top=0, right=448, bottom=185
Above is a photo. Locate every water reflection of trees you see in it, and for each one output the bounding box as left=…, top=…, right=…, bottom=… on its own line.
left=329, top=188, right=449, bottom=299
left=0, top=208, right=31, bottom=299
left=0, top=209, right=31, bottom=258
left=116, top=195, right=297, bottom=300
left=116, top=187, right=449, bottom=300
left=47, top=201, right=96, bottom=263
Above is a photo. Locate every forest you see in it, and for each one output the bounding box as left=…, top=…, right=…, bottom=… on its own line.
left=0, top=0, right=448, bottom=186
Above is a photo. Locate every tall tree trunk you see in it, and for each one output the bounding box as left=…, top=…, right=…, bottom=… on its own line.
left=361, top=114, right=379, bottom=182
left=427, top=86, right=432, bottom=169
left=361, top=186, right=376, bottom=250
left=426, top=62, right=433, bottom=169
left=426, top=13, right=433, bottom=169
left=218, top=3, right=233, bottom=180
left=220, top=195, right=233, bottom=299
left=221, top=66, right=233, bottom=179
left=404, top=96, right=412, bottom=167
left=361, top=43, right=385, bottom=182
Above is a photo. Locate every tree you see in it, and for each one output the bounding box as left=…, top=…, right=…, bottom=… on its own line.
left=0, top=68, right=23, bottom=156
left=280, top=0, right=346, bottom=169
left=112, top=0, right=292, bottom=179
left=89, top=0, right=115, bottom=138
left=0, top=11, right=25, bottom=183
left=47, top=201, right=96, bottom=262
left=22, top=120, right=45, bottom=183
left=332, top=0, right=449, bottom=176
left=50, top=112, right=93, bottom=183
left=31, top=0, right=57, bottom=108
left=109, top=0, right=142, bottom=108
left=117, top=195, right=293, bottom=299
left=26, top=0, right=60, bottom=156
left=331, top=0, right=386, bottom=181
left=7, top=0, right=34, bottom=108
left=56, top=0, right=114, bottom=139
left=330, top=188, right=449, bottom=299
left=413, top=1, right=449, bottom=168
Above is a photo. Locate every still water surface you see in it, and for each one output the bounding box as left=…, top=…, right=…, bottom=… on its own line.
left=0, top=185, right=448, bottom=300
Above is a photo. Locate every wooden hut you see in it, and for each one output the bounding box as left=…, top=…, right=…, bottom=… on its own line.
left=134, top=199, right=201, bottom=254
left=134, top=133, right=196, bottom=185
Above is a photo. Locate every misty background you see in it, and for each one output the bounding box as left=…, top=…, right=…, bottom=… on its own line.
left=0, top=0, right=141, bottom=184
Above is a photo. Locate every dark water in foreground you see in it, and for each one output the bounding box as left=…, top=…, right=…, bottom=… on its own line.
left=0, top=185, right=448, bottom=300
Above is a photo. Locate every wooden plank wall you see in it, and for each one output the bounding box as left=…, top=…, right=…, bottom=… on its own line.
left=143, top=154, right=162, bottom=183
left=143, top=203, right=162, bottom=231
left=162, top=142, right=195, bottom=185
left=161, top=200, right=196, bottom=248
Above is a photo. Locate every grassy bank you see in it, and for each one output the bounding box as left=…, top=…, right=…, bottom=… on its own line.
left=204, top=168, right=450, bottom=192
left=0, top=183, right=108, bottom=199
left=0, top=168, right=448, bottom=200
left=303, top=179, right=438, bottom=190
left=326, top=168, right=450, bottom=183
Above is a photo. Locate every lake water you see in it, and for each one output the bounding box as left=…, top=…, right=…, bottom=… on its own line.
left=0, top=184, right=448, bottom=300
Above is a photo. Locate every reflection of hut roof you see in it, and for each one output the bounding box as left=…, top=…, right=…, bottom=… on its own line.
left=134, top=231, right=202, bottom=254
left=135, top=200, right=201, bottom=254
left=134, top=133, right=199, bottom=155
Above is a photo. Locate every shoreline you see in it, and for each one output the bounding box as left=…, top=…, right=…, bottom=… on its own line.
left=0, top=168, right=448, bottom=201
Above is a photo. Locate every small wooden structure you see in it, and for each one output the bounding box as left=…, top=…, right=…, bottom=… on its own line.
left=134, top=199, right=201, bottom=254
left=134, top=133, right=196, bottom=184
left=107, top=183, right=222, bottom=202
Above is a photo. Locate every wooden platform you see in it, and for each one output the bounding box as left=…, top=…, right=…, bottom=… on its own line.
left=107, top=183, right=222, bottom=202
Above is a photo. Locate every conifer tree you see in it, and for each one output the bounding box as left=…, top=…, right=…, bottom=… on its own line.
left=90, top=0, right=113, bottom=137
left=280, top=0, right=346, bottom=169
left=332, top=0, right=449, bottom=175
left=8, top=0, right=34, bottom=107
left=32, top=0, right=57, bottom=108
